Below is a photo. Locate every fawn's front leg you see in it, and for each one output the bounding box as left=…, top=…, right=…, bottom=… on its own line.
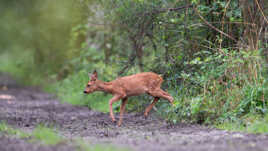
left=109, top=95, right=122, bottom=122
left=118, top=97, right=128, bottom=126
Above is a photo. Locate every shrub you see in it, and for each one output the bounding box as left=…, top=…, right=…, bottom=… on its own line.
left=164, top=49, right=267, bottom=124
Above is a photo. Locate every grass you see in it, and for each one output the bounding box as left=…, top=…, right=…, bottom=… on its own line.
left=0, top=122, right=62, bottom=145
left=76, top=139, right=130, bottom=151
left=32, top=125, right=63, bottom=145
left=0, top=122, right=129, bottom=150
left=0, top=122, right=29, bottom=138
left=216, top=113, right=268, bottom=134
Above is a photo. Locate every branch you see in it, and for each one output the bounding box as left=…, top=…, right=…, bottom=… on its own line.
left=118, top=53, right=136, bottom=76
left=255, top=0, right=268, bottom=25
left=193, top=7, right=238, bottom=42
left=153, top=4, right=193, bottom=14
left=167, top=5, right=193, bottom=12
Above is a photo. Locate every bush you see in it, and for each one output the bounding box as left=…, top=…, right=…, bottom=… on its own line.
left=163, top=49, right=267, bottom=124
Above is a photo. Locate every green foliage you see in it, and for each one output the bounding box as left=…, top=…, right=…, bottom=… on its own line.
left=0, top=122, right=63, bottom=145
left=0, top=51, right=45, bottom=86
left=0, top=0, right=87, bottom=83
left=163, top=49, right=267, bottom=124
left=32, top=125, right=63, bottom=145
left=217, top=113, right=268, bottom=134
left=76, top=140, right=130, bottom=151
left=0, top=122, right=29, bottom=138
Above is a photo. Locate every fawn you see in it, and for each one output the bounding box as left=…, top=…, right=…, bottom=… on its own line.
left=83, top=70, right=174, bottom=126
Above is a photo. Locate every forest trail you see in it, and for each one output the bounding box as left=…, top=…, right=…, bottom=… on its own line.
left=0, top=73, right=268, bottom=151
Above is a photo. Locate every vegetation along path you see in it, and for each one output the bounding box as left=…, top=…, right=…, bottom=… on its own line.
left=0, top=73, right=268, bottom=151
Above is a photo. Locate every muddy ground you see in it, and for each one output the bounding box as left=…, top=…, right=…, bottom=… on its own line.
left=0, top=72, right=268, bottom=151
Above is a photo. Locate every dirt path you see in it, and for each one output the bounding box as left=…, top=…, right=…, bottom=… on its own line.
left=0, top=73, right=268, bottom=151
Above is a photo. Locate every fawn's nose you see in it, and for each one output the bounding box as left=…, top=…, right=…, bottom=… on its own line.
left=83, top=91, right=87, bottom=94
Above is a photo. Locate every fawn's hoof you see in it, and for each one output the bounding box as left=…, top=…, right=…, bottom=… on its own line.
left=117, top=122, right=122, bottom=127
left=112, top=119, right=116, bottom=123
left=144, top=113, right=148, bottom=119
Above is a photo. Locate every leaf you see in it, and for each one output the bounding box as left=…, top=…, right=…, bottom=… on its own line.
left=219, top=1, right=227, bottom=8
left=226, top=11, right=232, bottom=18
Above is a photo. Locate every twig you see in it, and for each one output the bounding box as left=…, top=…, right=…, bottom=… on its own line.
left=167, top=5, right=193, bottom=12
left=255, top=0, right=268, bottom=25
left=118, top=54, right=136, bottom=76
left=193, top=7, right=237, bottom=42
left=150, top=5, right=193, bottom=14
left=206, top=21, right=256, bottom=27
left=221, top=0, right=231, bottom=46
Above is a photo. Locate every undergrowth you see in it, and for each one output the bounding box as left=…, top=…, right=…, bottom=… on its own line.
left=163, top=49, right=268, bottom=127
left=216, top=113, right=268, bottom=133
left=0, top=51, right=49, bottom=86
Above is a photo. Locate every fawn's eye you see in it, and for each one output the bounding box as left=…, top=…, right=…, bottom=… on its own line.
left=87, top=84, right=90, bottom=87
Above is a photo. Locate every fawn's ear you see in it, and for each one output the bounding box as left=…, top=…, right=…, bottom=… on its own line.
left=90, top=70, right=98, bottom=81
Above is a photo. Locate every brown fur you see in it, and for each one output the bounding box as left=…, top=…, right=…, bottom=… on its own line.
left=84, top=71, right=174, bottom=126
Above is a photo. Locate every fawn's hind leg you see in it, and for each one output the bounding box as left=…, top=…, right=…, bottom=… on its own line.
left=148, top=88, right=174, bottom=105
left=144, top=97, right=159, bottom=117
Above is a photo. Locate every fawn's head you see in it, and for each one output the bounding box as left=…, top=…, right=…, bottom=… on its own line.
left=83, top=70, right=99, bottom=94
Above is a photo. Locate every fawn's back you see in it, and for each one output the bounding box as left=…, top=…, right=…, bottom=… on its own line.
left=111, top=72, right=163, bottom=96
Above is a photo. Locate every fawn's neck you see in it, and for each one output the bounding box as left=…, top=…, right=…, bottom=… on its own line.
left=97, top=80, right=114, bottom=94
